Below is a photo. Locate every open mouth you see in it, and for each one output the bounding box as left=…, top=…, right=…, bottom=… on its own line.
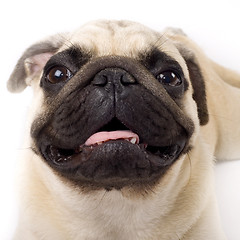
left=41, top=118, right=186, bottom=169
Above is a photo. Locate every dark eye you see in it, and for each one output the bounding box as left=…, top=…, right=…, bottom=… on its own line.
left=156, top=71, right=182, bottom=87
left=46, top=66, right=72, bottom=84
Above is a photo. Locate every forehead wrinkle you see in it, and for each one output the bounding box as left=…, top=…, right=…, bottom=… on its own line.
left=60, top=20, right=189, bottom=83
left=67, top=21, right=163, bottom=57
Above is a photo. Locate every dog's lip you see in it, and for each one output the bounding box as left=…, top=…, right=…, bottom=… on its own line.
left=43, top=138, right=184, bottom=167
left=39, top=137, right=187, bottom=188
left=43, top=140, right=142, bottom=170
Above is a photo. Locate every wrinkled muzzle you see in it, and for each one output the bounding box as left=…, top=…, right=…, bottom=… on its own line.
left=32, top=56, right=194, bottom=189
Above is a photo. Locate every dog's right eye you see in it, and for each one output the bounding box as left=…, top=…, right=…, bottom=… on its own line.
left=46, top=66, right=72, bottom=84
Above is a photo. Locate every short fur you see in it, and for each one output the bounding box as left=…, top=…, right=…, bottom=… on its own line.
left=8, top=20, right=240, bottom=240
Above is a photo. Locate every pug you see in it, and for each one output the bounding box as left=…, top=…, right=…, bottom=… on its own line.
left=8, top=20, right=240, bottom=240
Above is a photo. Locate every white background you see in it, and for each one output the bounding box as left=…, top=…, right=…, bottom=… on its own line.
left=0, top=0, right=240, bottom=239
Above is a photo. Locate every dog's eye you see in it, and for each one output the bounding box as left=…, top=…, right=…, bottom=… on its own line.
left=46, top=66, right=72, bottom=84
left=156, top=71, right=182, bottom=87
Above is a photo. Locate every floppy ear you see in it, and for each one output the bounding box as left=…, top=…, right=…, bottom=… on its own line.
left=179, top=48, right=209, bottom=125
left=165, top=28, right=209, bottom=125
left=7, top=34, right=66, bottom=93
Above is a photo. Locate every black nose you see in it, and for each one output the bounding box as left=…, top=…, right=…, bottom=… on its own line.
left=92, top=68, right=136, bottom=87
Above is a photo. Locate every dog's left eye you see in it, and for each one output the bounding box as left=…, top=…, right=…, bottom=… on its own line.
left=156, top=71, right=182, bottom=87
left=46, top=66, right=72, bottom=84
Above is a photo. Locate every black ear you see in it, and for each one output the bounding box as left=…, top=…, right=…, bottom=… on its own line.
left=178, top=47, right=209, bottom=125
left=7, top=34, right=66, bottom=93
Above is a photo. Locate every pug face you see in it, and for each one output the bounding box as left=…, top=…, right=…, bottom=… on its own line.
left=9, top=20, right=207, bottom=191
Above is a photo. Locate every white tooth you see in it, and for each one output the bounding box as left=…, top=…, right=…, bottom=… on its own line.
left=97, top=141, right=103, bottom=145
left=130, top=138, right=137, bottom=144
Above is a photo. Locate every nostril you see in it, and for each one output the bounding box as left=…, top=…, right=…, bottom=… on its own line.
left=92, top=68, right=136, bottom=87
left=92, top=74, right=108, bottom=86
left=120, top=73, right=136, bottom=85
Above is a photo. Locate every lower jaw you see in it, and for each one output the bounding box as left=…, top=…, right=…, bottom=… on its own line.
left=38, top=139, right=186, bottom=189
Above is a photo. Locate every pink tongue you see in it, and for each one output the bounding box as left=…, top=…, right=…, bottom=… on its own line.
left=85, top=130, right=139, bottom=146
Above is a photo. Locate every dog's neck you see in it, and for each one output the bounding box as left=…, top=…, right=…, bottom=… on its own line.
left=17, top=143, right=217, bottom=240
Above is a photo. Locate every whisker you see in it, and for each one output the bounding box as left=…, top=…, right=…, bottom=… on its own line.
left=176, top=232, right=181, bottom=240
left=16, top=146, right=33, bottom=151
left=146, top=185, right=157, bottom=195
left=208, top=113, right=238, bottom=122
left=91, top=190, right=108, bottom=211
left=57, top=33, right=78, bottom=50
left=186, top=152, right=192, bottom=185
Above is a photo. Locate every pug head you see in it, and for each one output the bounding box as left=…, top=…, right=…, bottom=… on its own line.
left=8, top=20, right=208, bottom=190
